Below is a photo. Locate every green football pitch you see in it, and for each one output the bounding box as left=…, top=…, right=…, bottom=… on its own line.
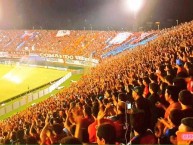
left=0, top=64, right=69, bottom=103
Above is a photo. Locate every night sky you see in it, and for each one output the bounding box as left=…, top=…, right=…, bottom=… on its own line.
left=0, top=0, right=193, bottom=30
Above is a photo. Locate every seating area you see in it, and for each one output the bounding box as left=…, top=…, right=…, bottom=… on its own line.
left=0, top=21, right=193, bottom=144
left=0, top=29, right=158, bottom=60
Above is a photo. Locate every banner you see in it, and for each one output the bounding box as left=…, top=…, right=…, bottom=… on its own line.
left=56, top=30, right=70, bottom=37
left=46, top=58, right=64, bottom=63
left=108, top=32, right=133, bottom=45
left=39, top=53, right=99, bottom=64
left=0, top=51, right=99, bottom=65
left=65, top=59, right=97, bottom=67
left=21, top=31, right=33, bottom=40
left=0, top=52, right=9, bottom=58
left=9, top=51, right=28, bottom=58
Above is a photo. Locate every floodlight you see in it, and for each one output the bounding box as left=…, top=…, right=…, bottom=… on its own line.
left=126, top=0, right=144, bottom=13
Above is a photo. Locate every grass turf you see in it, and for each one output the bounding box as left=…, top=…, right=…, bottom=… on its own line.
left=0, top=64, right=69, bottom=103
left=0, top=73, right=83, bottom=120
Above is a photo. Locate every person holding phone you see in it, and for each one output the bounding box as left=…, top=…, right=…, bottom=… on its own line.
left=126, top=102, right=132, bottom=110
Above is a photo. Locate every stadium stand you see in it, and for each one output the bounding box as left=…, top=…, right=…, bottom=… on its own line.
left=0, top=30, right=158, bottom=60
left=0, top=21, right=193, bottom=144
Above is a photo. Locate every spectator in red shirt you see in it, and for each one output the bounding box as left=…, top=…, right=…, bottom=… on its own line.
left=142, top=77, right=151, bottom=98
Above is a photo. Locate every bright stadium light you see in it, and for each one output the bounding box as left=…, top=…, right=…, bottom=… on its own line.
left=126, top=0, right=144, bottom=13
left=123, top=0, right=144, bottom=31
left=123, top=0, right=144, bottom=14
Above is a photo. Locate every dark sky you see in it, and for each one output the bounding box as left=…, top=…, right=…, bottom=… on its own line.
left=0, top=0, right=192, bottom=30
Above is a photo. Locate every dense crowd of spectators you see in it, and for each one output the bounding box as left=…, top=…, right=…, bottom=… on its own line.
left=0, top=20, right=193, bottom=145
left=0, top=29, right=157, bottom=60
left=0, top=30, right=120, bottom=59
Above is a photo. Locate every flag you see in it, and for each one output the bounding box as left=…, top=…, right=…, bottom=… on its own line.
left=56, top=30, right=70, bottom=37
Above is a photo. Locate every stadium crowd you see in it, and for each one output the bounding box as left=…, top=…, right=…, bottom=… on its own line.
left=0, top=21, right=193, bottom=145
left=0, top=29, right=118, bottom=59
left=0, top=28, right=157, bottom=60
